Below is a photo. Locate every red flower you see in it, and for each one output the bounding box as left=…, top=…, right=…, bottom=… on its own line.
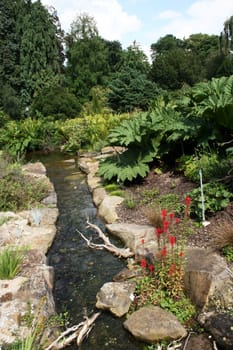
left=179, top=251, right=184, bottom=258
left=163, top=220, right=169, bottom=231
left=141, top=239, right=145, bottom=245
left=175, top=217, right=181, bottom=224
left=161, top=246, right=167, bottom=257
left=169, top=263, right=176, bottom=276
left=185, top=196, right=191, bottom=205
left=169, top=212, right=175, bottom=219
left=156, top=227, right=163, bottom=236
left=140, top=259, right=147, bottom=268
left=161, top=209, right=167, bottom=218
left=169, top=235, right=176, bottom=247
left=148, top=264, right=155, bottom=273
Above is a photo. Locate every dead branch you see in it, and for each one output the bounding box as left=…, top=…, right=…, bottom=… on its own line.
left=44, top=312, right=101, bottom=350
left=77, top=220, right=134, bottom=258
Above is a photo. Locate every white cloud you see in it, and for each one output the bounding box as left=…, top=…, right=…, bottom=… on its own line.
left=158, top=10, right=182, bottom=20
left=41, top=0, right=141, bottom=42
left=156, top=0, right=233, bottom=40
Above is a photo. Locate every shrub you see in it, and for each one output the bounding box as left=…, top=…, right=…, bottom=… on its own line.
left=0, top=165, right=49, bottom=211
left=0, top=247, right=24, bottom=279
left=187, top=182, right=232, bottom=219
left=177, top=152, right=231, bottom=183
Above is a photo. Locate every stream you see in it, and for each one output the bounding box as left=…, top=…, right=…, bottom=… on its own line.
left=31, top=153, right=144, bottom=350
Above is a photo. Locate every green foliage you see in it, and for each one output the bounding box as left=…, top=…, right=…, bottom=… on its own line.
left=0, top=118, right=63, bottom=160
left=124, top=194, right=136, bottom=209
left=187, top=182, right=232, bottom=219
left=98, top=147, right=155, bottom=182
left=0, top=247, right=24, bottom=280
left=108, top=67, right=161, bottom=113
left=61, top=113, right=130, bottom=153
left=189, top=75, right=233, bottom=130
left=31, top=86, right=81, bottom=119
left=222, top=246, right=233, bottom=262
left=0, top=165, right=49, bottom=212
left=178, top=152, right=230, bottom=183
left=150, top=193, right=183, bottom=214
left=140, top=188, right=160, bottom=205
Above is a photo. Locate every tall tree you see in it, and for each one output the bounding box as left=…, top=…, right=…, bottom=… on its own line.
left=65, top=13, right=110, bottom=104
left=18, top=0, right=64, bottom=111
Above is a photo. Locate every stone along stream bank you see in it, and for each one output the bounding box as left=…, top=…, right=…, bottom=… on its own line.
left=41, top=153, right=144, bottom=350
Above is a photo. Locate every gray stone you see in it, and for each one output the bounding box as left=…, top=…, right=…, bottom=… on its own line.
left=93, top=187, right=107, bottom=207
left=184, top=247, right=233, bottom=310
left=106, top=223, right=157, bottom=255
left=124, top=306, right=187, bottom=343
left=98, top=195, right=124, bottom=224
left=184, top=334, right=213, bottom=350
left=96, top=281, right=136, bottom=317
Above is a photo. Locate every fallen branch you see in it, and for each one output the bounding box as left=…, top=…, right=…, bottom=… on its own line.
left=44, top=312, right=101, bottom=350
left=77, top=220, right=134, bottom=258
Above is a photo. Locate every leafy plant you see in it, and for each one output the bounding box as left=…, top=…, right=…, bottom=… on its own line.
left=0, top=165, right=49, bottom=211
left=187, top=182, right=232, bottom=219
left=124, top=193, right=137, bottom=209
left=98, top=146, right=155, bottom=183
left=178, top=152, right=230, bottom=183
left=0, top=247, right=24, bottom=279
left=222, top=246, right=233, bottom=262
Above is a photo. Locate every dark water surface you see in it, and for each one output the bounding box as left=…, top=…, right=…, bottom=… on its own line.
left=31, top=153, right=144, bottom=350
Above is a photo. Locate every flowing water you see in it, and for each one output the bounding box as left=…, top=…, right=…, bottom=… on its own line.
left=31, top=153, right=144, bottom=350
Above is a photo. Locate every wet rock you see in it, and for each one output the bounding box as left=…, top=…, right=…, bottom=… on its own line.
left=96, top=281, right=136, bottom=317
left=124, top=306, right=187, bottom=343
left=113, top=267, right=140, bottom=282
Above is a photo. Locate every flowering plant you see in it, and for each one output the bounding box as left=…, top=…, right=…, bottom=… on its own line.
left=139, top=197, right=192, bottom=298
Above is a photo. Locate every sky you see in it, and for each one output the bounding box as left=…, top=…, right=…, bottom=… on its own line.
left=40, top=0, right=233, bottom=58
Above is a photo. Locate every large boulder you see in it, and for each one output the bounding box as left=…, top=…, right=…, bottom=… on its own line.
left=96, top=281, right=136, bottom=317
left=124, top=306, right=187, bottom=343
left=106, top=223, right=157, bottom=256
left=184, top=247, right=233, bottom=311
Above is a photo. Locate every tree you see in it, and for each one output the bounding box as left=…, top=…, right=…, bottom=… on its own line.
left=108, top=67, right=161, bottom=112
left=18, top=0, right=64, bottom=111
left=65, top=14, right=110, bottom=104
left=150, top=47, right=201, bottom=90
left=120, top=41, right=150, bottom=75
left=31, top=85, right=81, bottom=119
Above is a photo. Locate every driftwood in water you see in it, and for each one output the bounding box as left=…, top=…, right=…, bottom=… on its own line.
left=78, top=220, right=134, bottom=258
left=44, top=312, right=101, bottom=349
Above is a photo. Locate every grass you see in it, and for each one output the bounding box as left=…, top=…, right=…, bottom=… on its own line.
left=0, top=247, right=24, bottom=279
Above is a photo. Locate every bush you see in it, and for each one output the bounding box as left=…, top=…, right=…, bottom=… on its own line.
left=178, top=152, right=230, bottom=183
left=187, top=182, right=232, bottom=219
left=0, top=165, right=49, bottom=211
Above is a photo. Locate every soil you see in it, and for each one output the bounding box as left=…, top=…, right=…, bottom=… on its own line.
left=115, top=166, right=233, bottom=250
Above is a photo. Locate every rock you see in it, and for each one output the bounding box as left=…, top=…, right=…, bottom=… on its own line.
left=98, top=195, right=124, bottom=224
left=22, top=162, right=46, bottom=175
left=106, top=223, right=157, bottom=255
left=124, top=306, right=187, bottom=343
left=184, top=333, right=213, bottom=350
left=113, top=267, right=141, bottom=282
left=184, top=247, right=233, bottom=310
left=93, top=187, right=107, bottom=207
left=198, top=312, right=233, bottom=350
left=96, top=281, right=136, bottom=317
